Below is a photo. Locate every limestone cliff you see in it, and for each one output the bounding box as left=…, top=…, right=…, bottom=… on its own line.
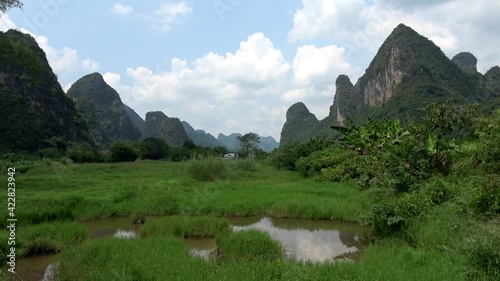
left=143, top=111, right=189, bottom=147
left=452, top=52, right=478, bottom=73
left=0, top=29, right=92, bottom=152
left=67, top=73, right=142, bottom=146
left=279, top=23, right=499, bottom=145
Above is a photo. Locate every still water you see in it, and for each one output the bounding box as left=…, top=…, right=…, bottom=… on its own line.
left=6, top=216, right=369, bottom=280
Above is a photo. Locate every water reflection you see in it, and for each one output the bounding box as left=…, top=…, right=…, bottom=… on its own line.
left=81, top=217, right=141, bottom=239
left=230, top=217, right=368, bottom=263
left=185, top=238, right=217, bottom=260
left=114, top=229, right=137, bottom=239
left=4, top=254, right=58, bottom=281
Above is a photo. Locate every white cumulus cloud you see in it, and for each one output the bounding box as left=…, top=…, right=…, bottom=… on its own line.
left=110, top=3, right=134, bottom=16
left=148, top=1, right=192, bottom=32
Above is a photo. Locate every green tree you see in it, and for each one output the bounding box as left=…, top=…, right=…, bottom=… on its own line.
left=0, top=0, right=22, bottom=13
left=140, top=138, right=169, bottom=160
left=182, top=140, right=197, bottom=150
left=110, top=141, right=139, bottom=162
left=237, top=133, right=260, bottom=157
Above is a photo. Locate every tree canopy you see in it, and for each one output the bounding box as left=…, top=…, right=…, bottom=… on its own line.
left=237, top=133, right=260, bottom=157
left=0, top=0, right=22, bottom=13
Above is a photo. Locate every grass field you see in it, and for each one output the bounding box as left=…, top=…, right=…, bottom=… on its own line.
left=0, top=159, right=498, bottom=280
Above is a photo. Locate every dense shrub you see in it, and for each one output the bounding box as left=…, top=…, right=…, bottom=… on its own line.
left=66, top=142, right=102, bottom=163
left=37, top=147, right=62, bottom=159
left=110, top=141, right=139, bottom=162
left=169, top=147, right=191, bottom=161
left=295, top=147, right=360, bottom=179
left=268, top=137, right=332, bottom=171
left=464, top=218, right=500, bottom=280
left=140, top=137, right=169, bottom=160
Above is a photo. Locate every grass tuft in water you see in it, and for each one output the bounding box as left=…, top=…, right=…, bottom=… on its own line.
left=217, top=230, right=284, bottom=262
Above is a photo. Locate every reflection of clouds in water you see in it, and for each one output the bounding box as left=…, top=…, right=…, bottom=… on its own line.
left=114, top=229, right=137, bottom=239
left=233, top=217, right=360, bottom=262
left=189, top=249, right=215, bottom=261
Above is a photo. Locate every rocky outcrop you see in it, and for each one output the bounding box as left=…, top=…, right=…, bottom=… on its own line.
left=67, top=73, right=142, bottom=146
left=0, top=29, right=93, bottom=152
left=143, top=111, right=189, bottom=147
left=182, top=121, right=221, bottom=148
left=452, top=52, right=478, bottom=73
left=280, top=23, right=497, bottom=145
left=329, top=75, right=360, bottom=125
left=124, top=104, right=145, bottom=133
left=485, top=66, right=500, bottom=87
left=280, top=102, right=320, bottom=146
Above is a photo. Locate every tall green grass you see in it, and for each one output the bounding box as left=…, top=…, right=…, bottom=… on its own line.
left=217, top=230, right=284, bottom=262
left=185, top=156, right=230, bottom=181
left=17, top=222, right=88, bottom=257
left=58, top=237, right=214, bottom=281
left=140, top=216, right=230, bottom=238
left=184, top=157, right=257, bottom=181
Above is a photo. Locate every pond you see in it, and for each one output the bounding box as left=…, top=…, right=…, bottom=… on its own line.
left=229, top=217, right=369, bottom=262
left=6, top=216, right=369, bottom=280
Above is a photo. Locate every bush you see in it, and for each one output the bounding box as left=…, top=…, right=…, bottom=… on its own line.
left=140, top=137, right=169, bottom=160
left=464, top=217, right=500, bottom=280
left=268, top=137, right=332, bottom=171
left=295, top=147, right=360, bottom=180
left=110, top=141, right=139, bottom=162
left=466, top=175, right=500, bottom=216
left=37, top=147, right=62, bottom=159
left=66, top=142, right=102, bottom=163
left=169, top=147, right=191, bottom=161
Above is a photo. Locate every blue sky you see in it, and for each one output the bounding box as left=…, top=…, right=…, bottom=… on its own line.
left=2, top=0, right=500, bottom=140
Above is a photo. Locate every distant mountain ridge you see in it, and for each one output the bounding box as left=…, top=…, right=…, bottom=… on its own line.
left=182, top=121, right=220, bottom=148
left=181, top=121, right=279, bottom=152
left=0, top=29, right=93, bottom=152
left=280, top=23, right=500, bottom=146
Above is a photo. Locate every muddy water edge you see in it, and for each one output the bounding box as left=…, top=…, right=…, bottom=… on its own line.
left=5, top=216, right=370, bottom=280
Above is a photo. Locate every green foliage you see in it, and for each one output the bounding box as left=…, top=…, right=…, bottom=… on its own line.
left=237, top=132, right=260, bottom=157
left=233, top=159, right=256, bottom=172
left=268, top=136, right=332, bottom=171
left=185, top=157, right=257, bottom=181
left=0, top=30, right=94, bottom=153
left=470, top=109, right=500, bottom=174
left=217, top=230, right=284, bottom=262
left=185, top=156, right=229, bottom=181
left=467, top=176, right=500, bottom=216
left=0, top=0, right=22, bottom=13
left=183, top=140, right=197, bottom=149
left=17, top=222, right=87, bottom=257
left=464, top=217, right=500, bottom=280
left=296, top=147, right=360, bottom=179
left=37, top=147, right=63, bottom=159
left=110, top=141, right=139, bottom=162
left=66, top=142, right=102, bottom=163
left=168, top=147, right=191, bottom=161
left=140, top=137, right=169, bottom=160
left=58, top=237, right=213, bottom=281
